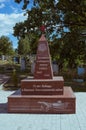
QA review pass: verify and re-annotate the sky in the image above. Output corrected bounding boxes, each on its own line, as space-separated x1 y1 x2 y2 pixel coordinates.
0 0 32 49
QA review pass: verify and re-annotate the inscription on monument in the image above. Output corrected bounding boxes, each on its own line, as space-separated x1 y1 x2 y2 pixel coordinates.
38 43 47 52
21 77 64 95
22 88 62 92
33 84 52 88
34 37 53 79
21 81 63 95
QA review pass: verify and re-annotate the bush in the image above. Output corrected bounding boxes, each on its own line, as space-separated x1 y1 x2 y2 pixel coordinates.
12 69 18 87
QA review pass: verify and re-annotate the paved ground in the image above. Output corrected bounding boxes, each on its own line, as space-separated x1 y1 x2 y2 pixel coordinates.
0 86 86 130
0 75 86 130
0 74 10 84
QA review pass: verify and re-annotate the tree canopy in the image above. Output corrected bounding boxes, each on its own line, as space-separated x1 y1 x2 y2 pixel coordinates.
18 35 31 55
14 0 86 68
0 36 14 55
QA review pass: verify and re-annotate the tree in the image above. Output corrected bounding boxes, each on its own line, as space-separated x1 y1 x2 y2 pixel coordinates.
14 0 86 68
14 0 29 10
56 0 86 67
18 35 30 55
14 0 86 36
14 0 61 39
0 36 14 55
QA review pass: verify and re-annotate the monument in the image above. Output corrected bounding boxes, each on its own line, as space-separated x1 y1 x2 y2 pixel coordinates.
8 34 76 114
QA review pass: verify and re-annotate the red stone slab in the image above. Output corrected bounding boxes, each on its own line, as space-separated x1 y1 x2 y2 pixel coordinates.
34 34 53 79
8 34 76 114
21 76 64 95
8 87 76 114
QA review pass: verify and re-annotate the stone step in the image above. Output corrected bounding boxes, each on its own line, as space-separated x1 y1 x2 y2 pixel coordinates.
8 87 76 114
21 76 64 95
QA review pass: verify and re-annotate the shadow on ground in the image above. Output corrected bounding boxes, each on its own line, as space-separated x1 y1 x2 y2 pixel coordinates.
0 103 8 113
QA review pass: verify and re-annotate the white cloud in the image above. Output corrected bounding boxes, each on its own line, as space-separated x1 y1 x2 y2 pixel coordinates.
0 3 5 8
0 0 6 2
0 13 27 36
10 6 18 13
0 0 10 2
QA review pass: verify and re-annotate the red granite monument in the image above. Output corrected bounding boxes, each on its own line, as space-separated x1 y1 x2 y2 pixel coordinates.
8 34 76 114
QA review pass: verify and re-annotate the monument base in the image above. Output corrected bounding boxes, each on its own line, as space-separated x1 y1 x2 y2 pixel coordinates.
8 87 76 114
21 76 64 95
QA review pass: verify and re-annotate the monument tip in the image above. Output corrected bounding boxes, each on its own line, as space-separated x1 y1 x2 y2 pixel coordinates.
40 25 46 33
39 34 47 41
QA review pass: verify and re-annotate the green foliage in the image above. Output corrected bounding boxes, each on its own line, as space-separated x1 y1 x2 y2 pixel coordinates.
14 0 86 69
18 35 31 55
13 0 60 39
15 0 29 9
13 22 26 39
12 69 18 87
0 36 14 55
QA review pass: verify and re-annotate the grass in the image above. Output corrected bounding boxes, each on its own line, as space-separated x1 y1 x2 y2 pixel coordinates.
59 69 86 92
0 60 31 90
0 60 86 92
64 81 86 92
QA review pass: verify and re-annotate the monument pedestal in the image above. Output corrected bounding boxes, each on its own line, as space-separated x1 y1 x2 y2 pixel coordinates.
21 76 64 95
8 34 76 114
8 87 75 114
